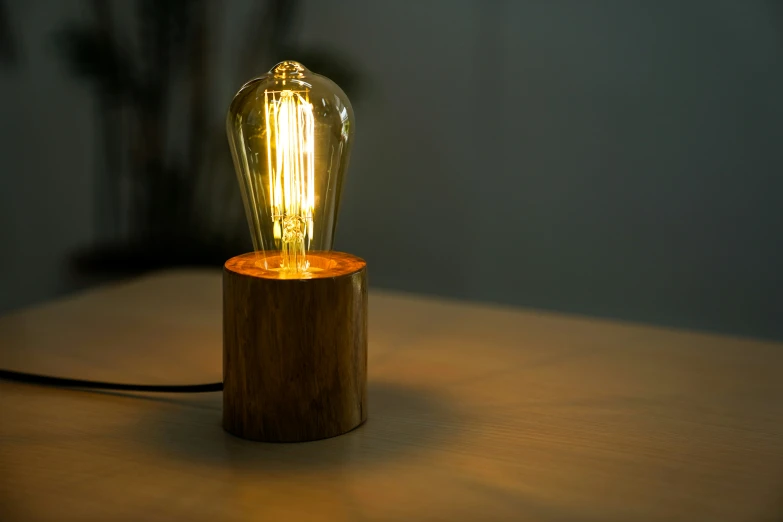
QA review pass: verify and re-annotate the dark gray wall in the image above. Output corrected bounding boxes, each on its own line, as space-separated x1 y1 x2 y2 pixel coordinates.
305 1 783 339
2 1 782 340
0 2 95 313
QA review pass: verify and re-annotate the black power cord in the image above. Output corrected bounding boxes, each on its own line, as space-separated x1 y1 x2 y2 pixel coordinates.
0 368 223 393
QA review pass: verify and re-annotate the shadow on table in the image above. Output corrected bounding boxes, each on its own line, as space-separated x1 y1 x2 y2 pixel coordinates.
132 380 460 471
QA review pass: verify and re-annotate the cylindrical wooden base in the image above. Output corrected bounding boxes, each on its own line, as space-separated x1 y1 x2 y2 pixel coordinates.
222 251 367 442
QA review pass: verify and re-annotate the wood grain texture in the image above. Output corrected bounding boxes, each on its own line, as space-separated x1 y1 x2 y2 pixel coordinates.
223 252 367 442
0 270 782 522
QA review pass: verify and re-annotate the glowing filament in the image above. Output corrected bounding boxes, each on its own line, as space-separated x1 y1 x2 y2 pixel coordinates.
264 89 315 272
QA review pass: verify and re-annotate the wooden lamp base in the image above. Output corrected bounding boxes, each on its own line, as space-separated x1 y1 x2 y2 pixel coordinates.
222 251 367 442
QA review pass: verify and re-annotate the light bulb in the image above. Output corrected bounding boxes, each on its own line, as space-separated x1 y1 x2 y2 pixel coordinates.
227 61 355 277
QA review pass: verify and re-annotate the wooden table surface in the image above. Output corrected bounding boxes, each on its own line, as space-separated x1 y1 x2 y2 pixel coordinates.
1 270 782 522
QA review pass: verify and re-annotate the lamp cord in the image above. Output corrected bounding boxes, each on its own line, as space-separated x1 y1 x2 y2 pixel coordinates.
0 368 223 393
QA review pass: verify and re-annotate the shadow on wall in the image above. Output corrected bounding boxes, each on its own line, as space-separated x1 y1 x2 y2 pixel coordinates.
37 0 361 276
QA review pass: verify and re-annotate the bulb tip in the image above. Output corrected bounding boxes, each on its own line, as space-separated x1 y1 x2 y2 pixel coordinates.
271 61 307 78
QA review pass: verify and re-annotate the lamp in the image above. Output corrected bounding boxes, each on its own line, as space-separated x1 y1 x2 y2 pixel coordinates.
223 61 366 442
